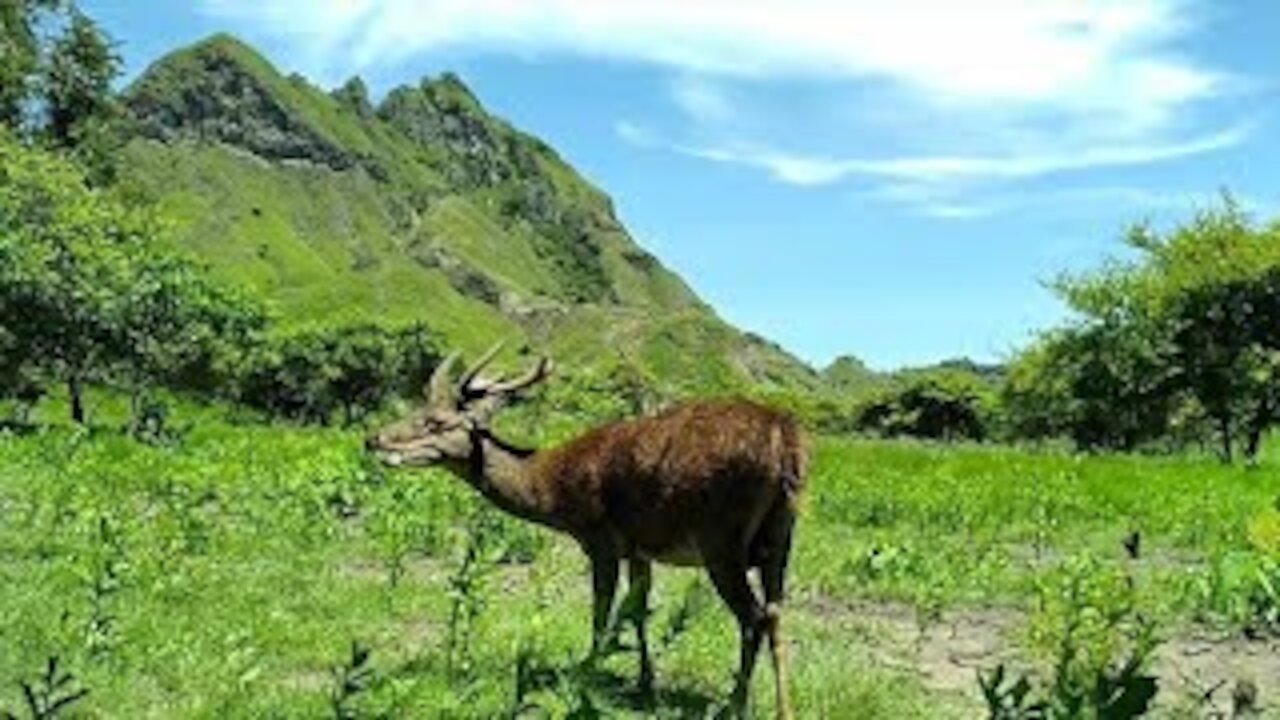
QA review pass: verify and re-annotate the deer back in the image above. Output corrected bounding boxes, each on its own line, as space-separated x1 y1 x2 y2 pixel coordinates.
531 399 807 553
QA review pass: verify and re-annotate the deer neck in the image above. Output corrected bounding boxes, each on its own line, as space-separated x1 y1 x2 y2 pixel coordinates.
451 427 555 528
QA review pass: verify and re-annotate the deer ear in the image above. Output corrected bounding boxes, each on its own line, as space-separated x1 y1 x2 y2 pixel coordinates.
425 352 460 404
463 394 503 427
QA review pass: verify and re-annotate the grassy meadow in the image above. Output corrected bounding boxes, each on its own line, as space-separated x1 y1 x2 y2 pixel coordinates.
2 399 1279 718
6 9 1280 719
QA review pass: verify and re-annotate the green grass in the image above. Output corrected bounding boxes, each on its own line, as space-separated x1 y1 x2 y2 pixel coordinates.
798 439 1280 612
2 401 1279 717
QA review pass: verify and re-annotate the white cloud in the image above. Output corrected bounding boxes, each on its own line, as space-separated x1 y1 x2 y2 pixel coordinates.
669 77 735 125
865 183 1272 222
621 122 1249 187
200 0 1220 111
203 0 1249 218
614 120 658 148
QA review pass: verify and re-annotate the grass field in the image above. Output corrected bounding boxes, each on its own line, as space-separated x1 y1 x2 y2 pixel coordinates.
2 404 1279 718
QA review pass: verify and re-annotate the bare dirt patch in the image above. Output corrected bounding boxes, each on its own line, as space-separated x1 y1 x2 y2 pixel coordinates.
1157 631 1280 716
795 592 1280 716
797 594 1022 697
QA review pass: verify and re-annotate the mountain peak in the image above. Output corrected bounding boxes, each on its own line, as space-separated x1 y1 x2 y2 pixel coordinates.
124 33 369 173
188 32 261 58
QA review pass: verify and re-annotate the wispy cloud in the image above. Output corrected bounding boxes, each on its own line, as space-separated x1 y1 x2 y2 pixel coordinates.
204 0 1251 219
863 183 1273 222
669 76 735 126
619 122 1251 186
201 0 1219 110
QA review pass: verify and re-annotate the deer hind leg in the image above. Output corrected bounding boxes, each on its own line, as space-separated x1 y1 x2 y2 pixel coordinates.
587 545 620 662
704 551 766 718
626 558 655 694
757 504 796 720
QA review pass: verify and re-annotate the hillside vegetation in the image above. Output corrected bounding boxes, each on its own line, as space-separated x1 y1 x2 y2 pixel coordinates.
118 34 818 395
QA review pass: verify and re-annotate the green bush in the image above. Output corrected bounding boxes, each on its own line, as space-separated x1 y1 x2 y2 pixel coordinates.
231 323 441 426
853 369 995 442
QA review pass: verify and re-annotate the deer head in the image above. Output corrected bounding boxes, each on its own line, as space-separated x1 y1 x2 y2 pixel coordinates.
367 342 553 467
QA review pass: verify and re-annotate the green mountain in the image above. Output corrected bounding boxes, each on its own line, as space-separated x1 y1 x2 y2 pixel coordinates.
119 34 818 394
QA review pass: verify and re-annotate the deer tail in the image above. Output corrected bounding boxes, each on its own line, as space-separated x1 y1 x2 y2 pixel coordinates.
778 421 808 512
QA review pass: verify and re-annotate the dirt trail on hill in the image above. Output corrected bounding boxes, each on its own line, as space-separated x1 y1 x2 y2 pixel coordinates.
796 593 1280 717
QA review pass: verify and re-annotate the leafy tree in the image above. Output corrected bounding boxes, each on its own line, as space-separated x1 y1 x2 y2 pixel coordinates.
1012 197 1280 461
41 7 121 182
332 76 374 119
122 252 266 404
1001 335 1076 445
0 0 121 181
0 0 60 128
0 323 43 423
1003 319 1180 452
0 131 135 421
1167 271 1280 462
0 132 257 422
328 325 414 426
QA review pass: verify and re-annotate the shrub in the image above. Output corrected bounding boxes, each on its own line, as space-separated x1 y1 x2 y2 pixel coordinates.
980 556 1159 719
854 369 994 442
231 323 441 426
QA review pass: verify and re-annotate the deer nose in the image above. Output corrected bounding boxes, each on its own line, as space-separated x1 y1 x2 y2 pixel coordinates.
364 433 380 452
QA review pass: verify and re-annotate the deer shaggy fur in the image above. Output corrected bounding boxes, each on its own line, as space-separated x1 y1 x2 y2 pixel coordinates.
531 401 806 564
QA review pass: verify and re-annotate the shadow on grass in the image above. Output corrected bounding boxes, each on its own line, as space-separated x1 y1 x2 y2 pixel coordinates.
514 655 723 718
372 642 724 717
0 419 39 436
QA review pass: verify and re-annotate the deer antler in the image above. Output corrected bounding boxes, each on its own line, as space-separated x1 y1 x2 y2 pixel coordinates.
481 356 554 396
459 342 505 397
426 351 460 406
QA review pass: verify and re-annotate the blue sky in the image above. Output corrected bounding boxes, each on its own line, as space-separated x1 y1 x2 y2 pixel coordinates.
84 1 1279 370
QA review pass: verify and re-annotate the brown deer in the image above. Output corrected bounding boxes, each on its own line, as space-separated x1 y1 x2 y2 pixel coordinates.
367 344 807 718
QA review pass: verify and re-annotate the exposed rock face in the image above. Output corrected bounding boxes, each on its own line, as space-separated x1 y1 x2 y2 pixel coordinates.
126 35 367 175
379 75 615 303
378 73 536 189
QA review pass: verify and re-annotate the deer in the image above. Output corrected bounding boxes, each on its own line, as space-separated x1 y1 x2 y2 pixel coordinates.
366 343 807 719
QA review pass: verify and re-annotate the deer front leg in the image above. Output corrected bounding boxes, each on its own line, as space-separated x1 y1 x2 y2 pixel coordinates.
587 545 620 662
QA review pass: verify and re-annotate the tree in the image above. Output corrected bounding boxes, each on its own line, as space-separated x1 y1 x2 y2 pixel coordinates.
1112 200 1280 462
41 8 121 183
0 132 258 423
1002 322 1179 452
0 1 121 181
231 324 442 426
1011 197 1280 461
0 323 43 423
122 252 266 404
0 0 60 128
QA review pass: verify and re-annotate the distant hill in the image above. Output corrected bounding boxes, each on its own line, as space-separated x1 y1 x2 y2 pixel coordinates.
823 355 879 387
119 34 819 395
820 354 1006 406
